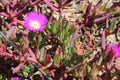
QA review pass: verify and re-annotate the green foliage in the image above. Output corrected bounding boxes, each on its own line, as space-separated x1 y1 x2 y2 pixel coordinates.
46 18 75 63
74 71 80 78
82 51 92 59
99 2 108 11
21 63 34 78
108 20 116 33
86 65 91 73
28 32 36 48
19 38 27 50
38 47 46 62
46 20 60 35
53 55 61 65
60 18 75 61
37 34 42 48
0 74 3 80
1 1 120 79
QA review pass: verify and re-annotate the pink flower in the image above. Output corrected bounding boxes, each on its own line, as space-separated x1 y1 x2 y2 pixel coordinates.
11 77 22 80
106 43 120 58
24 11 47 32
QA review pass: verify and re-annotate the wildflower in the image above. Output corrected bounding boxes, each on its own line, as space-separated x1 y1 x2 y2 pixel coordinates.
24 11 47 32
106 43 120 58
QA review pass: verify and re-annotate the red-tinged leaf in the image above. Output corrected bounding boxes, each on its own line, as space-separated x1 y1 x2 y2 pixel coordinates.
11 5 27 18
0 52 13 58
6 25 16 38
83 3 92 25
27 57 39 64
50 69 56 77
85 3 92 14
13 61 25 73
94 13 112 23
0 44 13 58
0 12 9 17
42 54 52 67
105 30 110 36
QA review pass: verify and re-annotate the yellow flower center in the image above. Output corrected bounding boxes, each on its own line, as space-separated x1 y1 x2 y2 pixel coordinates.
30 21 40 29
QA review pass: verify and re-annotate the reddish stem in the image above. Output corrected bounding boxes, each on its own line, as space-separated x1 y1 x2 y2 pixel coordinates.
0 52 13 59
11 5 28 18
94 13 112 23
28 48 36 60
13 61 25 73
43 0 59 11
29 0 41 5
0 12 9 17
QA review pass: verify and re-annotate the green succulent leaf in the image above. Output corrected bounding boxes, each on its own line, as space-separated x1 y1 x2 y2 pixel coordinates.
22 65 29 78
108 20 116 33
69 27 75 36
38 47 46 62
0 74 3 80
86 65 91 73
22 63 34 78
37 35 42 48
53 55 61 65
